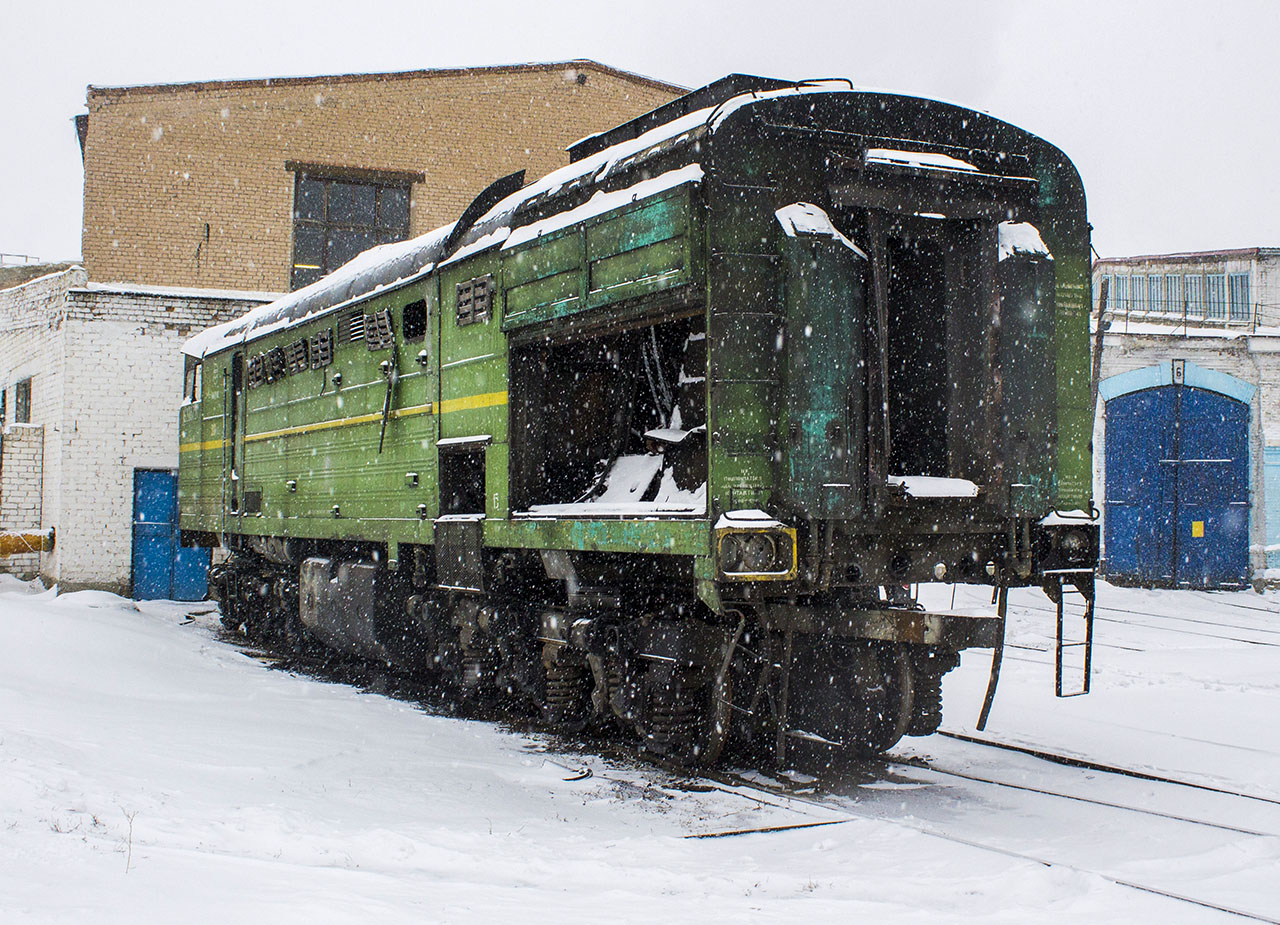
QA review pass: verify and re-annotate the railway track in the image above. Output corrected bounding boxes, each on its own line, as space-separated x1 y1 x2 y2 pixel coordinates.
537 713 1280 921
1012 597 1280 649
936 729 1280 806
691 741 1280 923
227 621 1280 922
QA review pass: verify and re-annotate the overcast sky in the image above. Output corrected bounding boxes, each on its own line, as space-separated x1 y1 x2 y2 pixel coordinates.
3 0 1276 263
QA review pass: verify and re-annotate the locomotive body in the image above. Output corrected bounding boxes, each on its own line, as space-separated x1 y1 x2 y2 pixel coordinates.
180 76 1098 764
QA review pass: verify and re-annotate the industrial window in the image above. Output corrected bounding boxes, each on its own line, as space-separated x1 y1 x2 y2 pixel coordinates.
1130 275 1146 314
1164 274 1182 313
14 377 31 424
1113 274 1129 312
1205 273 1228 320
1184 274 1204 317
290 170 413 291
1228 273 1251 322
1147 275 1162 313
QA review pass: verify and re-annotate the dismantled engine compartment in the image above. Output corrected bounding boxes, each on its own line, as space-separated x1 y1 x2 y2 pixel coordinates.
510 315 708 516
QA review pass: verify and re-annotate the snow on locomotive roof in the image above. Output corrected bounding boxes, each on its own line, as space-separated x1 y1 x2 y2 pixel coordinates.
775 202 867 258
184 80 1025 360
865 148 979 172
183 106 722 359
502 164 704 251
997 221 1054 262
183 222 456 358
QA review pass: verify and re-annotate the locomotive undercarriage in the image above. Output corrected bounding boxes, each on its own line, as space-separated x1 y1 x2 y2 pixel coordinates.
210 534 994 769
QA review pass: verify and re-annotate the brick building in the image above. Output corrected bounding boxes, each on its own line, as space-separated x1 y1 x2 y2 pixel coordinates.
0 266 270 588
1092 248 1280 586
1 60 682 593
79 62 681 293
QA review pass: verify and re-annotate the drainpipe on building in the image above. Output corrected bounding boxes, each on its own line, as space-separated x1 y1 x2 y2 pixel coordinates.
1089 275 1109 427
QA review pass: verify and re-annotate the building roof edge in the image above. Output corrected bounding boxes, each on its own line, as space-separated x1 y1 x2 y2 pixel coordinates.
86 60 686 101
1094 247 1275 265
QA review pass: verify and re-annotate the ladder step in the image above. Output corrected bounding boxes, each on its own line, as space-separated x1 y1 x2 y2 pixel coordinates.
1053 574 1095 700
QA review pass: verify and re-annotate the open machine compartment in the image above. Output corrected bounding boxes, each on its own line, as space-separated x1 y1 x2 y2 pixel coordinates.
880 215 998 488
825 144 1049 511
508 311 708 517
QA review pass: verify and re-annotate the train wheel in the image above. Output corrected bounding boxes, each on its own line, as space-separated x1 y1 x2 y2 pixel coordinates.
847 643 914 756
785 639 915 766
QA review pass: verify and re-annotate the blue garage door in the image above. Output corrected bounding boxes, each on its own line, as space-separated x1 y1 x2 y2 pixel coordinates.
1104 385 1249 588
132 469 209 601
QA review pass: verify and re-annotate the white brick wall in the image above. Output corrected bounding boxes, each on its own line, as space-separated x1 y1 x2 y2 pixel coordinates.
0 424 45 577
0 267 268 592
0 266 77 582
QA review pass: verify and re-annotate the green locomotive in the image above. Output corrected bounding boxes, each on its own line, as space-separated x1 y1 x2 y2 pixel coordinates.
180 75 1098 765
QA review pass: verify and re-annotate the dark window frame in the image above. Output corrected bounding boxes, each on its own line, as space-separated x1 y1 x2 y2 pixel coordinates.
14 377 31 424
403 299 428 341
288 164 420 291
184 360 202 402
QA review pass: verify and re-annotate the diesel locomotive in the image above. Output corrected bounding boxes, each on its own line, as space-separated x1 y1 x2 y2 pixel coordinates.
180 75 1099 765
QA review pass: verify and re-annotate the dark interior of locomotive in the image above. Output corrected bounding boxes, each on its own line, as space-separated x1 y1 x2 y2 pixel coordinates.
828 201 995 490
883 219 994 485
885 235 949 477
509 315 707 510
439 448 486 515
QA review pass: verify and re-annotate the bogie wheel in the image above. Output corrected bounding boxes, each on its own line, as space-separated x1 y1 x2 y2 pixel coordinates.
785 638 915 768
849 643 914 757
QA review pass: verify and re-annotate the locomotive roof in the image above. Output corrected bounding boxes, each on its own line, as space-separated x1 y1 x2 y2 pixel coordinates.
185 80 1068 360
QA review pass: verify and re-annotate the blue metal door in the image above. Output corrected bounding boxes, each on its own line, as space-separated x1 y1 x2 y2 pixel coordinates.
1104 386 1248 587
132 469 209 600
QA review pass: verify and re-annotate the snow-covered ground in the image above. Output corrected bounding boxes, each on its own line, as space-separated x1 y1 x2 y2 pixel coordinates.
2 574 1278 923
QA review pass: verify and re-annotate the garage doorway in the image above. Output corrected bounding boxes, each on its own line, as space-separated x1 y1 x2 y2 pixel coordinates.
1102 365 1250 588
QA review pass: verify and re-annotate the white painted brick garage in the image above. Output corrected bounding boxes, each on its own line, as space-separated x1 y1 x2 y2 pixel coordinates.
0 266 271 592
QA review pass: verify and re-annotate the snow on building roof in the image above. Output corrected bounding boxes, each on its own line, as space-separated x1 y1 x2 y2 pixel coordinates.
1094 247 1279 265
78 281 282 302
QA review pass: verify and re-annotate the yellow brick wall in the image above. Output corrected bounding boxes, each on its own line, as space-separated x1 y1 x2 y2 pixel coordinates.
81 63 681 292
